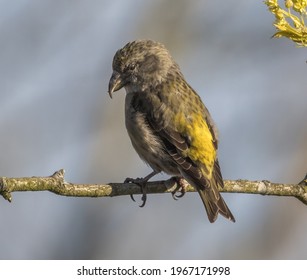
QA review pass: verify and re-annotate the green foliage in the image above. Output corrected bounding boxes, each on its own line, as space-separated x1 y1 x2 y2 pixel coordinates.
265 0 307 46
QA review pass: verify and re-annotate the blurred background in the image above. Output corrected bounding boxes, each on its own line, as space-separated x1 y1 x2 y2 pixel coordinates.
0 0 306 259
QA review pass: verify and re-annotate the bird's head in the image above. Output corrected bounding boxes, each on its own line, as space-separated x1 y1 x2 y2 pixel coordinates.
108 39 177 98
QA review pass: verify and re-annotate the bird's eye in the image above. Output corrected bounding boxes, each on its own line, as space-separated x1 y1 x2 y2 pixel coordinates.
128 63 136 71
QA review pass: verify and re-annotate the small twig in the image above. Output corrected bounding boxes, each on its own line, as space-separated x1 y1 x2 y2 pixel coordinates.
0 169 306 205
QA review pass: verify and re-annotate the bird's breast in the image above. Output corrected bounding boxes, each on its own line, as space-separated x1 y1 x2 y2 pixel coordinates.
124 92 179 175
125 92 164 158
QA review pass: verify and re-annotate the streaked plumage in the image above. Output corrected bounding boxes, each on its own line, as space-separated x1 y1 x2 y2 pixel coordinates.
108 39 235 223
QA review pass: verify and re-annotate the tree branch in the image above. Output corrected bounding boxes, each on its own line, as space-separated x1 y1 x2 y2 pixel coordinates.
0 169 306 205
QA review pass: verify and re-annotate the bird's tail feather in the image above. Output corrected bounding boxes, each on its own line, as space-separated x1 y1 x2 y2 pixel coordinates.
179 157 235 223
197 186 235 223
197 160 235 223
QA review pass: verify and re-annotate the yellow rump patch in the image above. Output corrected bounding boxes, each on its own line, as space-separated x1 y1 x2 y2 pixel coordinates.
174 112 216 177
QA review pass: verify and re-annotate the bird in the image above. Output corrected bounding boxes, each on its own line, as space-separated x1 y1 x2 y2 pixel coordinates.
108 39 235 223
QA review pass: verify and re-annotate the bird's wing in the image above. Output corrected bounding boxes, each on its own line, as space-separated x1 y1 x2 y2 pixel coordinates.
132 89 234 222
139 87 217 185
130 82 218 181
149 97 235 222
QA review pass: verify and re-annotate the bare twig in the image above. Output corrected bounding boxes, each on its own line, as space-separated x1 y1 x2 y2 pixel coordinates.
0 169 306 205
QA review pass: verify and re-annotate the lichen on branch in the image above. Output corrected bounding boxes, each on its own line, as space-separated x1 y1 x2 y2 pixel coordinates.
0 169 306 206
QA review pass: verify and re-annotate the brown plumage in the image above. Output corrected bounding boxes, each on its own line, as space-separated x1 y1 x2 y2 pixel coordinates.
108 39 235 222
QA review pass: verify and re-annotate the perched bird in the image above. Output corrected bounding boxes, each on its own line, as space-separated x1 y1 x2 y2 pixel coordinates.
108 39 235 223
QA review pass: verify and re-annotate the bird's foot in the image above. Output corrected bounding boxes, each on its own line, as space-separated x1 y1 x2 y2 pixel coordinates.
124 170 159 207
171 177 187 200
124 177 148 207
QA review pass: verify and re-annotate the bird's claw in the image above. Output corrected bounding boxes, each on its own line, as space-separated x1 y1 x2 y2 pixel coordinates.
124 177 148 207
140 190 147 208
172 189 185 200
171 177 187 200
130 194 136 202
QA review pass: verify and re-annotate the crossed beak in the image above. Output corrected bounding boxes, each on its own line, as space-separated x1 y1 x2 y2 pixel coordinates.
108 71 124 98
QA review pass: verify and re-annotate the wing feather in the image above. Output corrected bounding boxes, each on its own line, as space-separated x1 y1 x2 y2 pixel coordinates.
130 88 235 222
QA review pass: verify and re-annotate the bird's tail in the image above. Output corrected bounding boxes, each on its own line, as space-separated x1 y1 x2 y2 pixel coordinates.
197 186 235 223
197 160 235 223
